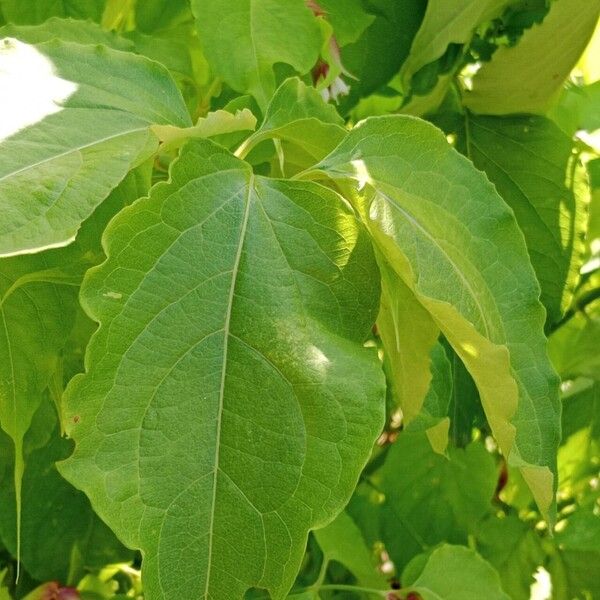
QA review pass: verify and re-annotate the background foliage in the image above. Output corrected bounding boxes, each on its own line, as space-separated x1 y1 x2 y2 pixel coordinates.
0 0 598 599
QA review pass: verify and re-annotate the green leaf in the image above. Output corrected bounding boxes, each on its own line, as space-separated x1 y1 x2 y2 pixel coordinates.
402 544 510 600
193 0 321 108
0 400 132 583
558 380 600 496
0 243 80 570
465 113 588 325
237 78 346 167
0 38 190 257
59 139 385 599
549 312 600 380
0 17 134 49
550 80 600 137
309 115 560 521
548 509 600 600
351 434 497 571
376 258 441 438
476 515 545 600
0 164 149 579
135 0 192 33
406 342 453 454
316 0 374 47
0 0 104 25
0 574 9 600
313 511 387 590
443 340 486 449
465 0 600 115
338 0 425 109
398 0 513 92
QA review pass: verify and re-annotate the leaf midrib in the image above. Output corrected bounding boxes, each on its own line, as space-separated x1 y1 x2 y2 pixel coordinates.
203 173 254 598
0 123 150 184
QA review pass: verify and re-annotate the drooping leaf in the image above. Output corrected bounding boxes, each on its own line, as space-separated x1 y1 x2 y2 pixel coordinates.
59 139 385 599
376 258 441 438
313 511 387 590
193 0 321 108
309 115 561 520
398 0 513 93
402 544 511 600
0 38 190 257
0 165 150 578
476 515 545 600
466 113 588 325
0 245 79 569
0 0 104 25
465 0 600 115
0 400 132 583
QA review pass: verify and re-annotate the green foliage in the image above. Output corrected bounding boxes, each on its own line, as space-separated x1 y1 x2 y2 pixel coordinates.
0 2 598 599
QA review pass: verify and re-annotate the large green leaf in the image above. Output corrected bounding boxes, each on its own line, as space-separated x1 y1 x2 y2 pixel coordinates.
465 0 600 115
59 139 385 599
308 115 560 520
402 544 510 600
0 38 190 257
0 0 104 24
0 400 132 583
466 114 588 325
193 0 321 108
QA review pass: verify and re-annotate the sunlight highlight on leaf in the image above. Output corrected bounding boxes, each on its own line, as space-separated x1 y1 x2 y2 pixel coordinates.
0 38 77 141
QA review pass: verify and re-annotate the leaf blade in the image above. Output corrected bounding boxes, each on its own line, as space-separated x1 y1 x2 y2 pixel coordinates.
59 139 385 599
312 115 560 520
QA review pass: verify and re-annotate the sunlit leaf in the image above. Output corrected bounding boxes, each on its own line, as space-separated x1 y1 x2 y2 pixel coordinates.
0 38 190 257
465 0 600 115
310 115 560 520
